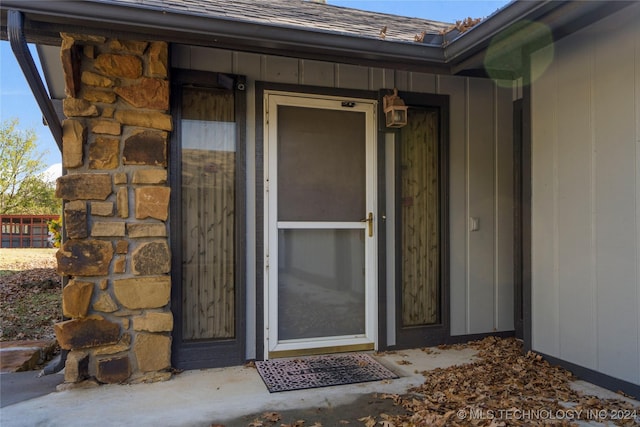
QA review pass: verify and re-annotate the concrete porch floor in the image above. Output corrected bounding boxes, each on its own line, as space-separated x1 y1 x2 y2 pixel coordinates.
0 346 637 427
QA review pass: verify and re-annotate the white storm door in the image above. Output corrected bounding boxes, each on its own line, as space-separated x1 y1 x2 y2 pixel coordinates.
264 92 377 358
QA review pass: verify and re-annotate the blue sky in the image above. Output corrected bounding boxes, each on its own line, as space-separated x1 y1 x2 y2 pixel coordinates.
0 43 61 171
328 0 509 22
0 0 510 171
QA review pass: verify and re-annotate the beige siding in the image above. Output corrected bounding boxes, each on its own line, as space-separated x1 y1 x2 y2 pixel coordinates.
531 3 640 385
532 42 560 357
334 64 369 89
438 75 468 335
436 74 515 336
409 72 437 93
555 34 596 370
263 56 299 83
172 44 515 346
299 60 334 86
467 78 497 334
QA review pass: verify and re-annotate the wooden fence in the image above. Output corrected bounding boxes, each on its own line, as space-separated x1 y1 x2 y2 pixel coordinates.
0 215 59 248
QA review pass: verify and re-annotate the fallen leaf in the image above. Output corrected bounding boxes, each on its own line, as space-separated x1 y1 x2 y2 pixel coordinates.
0 265 62 342
262 412 281 422
357 416 376 427
379 413 395 427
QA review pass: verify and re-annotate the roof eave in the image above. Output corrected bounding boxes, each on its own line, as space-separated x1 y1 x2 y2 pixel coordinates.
0 0 448 72
447 0 636 76
3 0 636 81
444 0 556 63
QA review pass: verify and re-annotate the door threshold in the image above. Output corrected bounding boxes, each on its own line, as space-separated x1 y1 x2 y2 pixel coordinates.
268 343 374 359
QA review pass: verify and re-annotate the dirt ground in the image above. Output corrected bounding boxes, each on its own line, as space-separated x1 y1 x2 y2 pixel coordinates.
221 394 408 427
0 248 61 342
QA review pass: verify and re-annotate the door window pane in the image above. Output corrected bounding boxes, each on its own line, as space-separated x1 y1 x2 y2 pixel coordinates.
277 229 366 340
181 87 236 340
400 108 440 326
277 106 366 222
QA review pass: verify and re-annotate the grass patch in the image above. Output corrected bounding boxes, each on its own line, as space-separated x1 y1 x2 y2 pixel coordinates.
0 270 17 277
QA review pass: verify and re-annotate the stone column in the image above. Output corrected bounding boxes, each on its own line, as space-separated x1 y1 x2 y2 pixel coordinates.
54 34 172 385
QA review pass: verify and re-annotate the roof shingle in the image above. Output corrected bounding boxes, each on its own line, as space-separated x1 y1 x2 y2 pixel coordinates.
97 0 452 44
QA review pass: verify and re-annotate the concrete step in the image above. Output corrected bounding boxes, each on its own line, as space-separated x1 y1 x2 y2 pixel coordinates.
0 340 57 373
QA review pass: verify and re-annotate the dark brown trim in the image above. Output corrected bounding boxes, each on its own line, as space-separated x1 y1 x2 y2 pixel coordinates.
376 128 388 350
513 98 524 340
444 330 515 345
170 68 247 370
255 82 265 361
388 90 450 350
254 82 379 360
521 60 533 354
7 10 62 150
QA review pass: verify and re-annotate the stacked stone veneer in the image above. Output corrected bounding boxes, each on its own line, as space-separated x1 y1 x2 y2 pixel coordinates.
54 33 173 385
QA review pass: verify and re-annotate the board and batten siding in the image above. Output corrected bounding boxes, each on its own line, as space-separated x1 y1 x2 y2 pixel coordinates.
172 46 514 354
531 3 640 385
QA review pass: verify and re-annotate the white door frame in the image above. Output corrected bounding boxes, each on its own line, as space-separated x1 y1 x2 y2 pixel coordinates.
263 91 378 359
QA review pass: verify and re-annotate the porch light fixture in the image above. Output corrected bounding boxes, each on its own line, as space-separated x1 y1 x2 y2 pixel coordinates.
383 88 408 128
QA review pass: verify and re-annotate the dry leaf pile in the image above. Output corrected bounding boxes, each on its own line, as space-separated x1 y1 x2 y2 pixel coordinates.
0 267 62 341
377 337 639 426
438 17 483 36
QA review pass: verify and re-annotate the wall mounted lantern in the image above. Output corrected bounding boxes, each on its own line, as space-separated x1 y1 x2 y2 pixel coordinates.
383 88 408 128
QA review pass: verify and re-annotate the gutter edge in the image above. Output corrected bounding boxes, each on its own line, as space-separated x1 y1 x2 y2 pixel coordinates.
0 0 446 66
444 0 555 62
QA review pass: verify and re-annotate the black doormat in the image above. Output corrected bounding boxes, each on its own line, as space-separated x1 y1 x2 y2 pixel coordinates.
255 353 398 393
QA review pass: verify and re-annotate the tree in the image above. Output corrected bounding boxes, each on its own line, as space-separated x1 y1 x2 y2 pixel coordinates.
0 118 61 215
